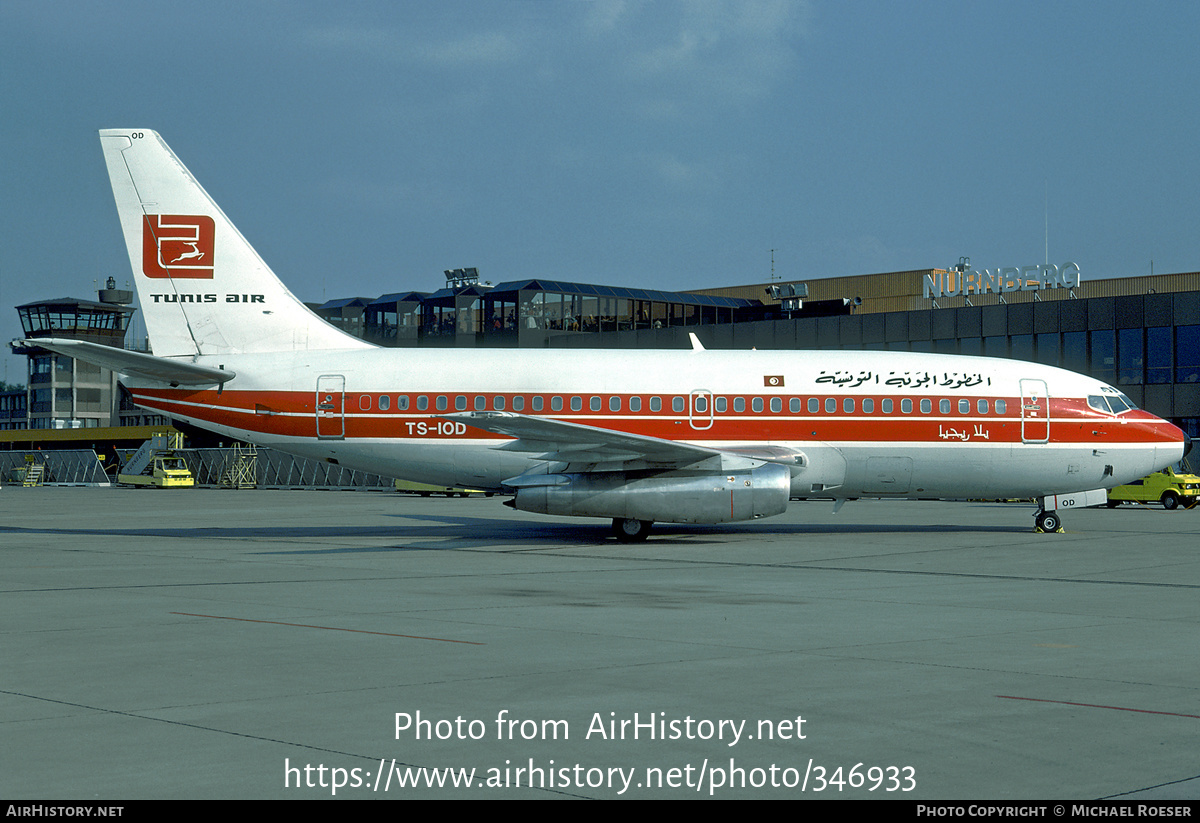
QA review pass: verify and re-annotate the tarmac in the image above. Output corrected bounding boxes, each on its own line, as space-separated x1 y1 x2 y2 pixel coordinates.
2 486 1199 800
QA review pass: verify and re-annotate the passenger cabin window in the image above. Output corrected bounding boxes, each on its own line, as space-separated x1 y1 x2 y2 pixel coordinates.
629 397 641 412
844 398 854 413
995 399 1006 414
398 395 409 410
571 396 582 412
734 398 745 413
436 396 447 411
590 396 601 411
417 395 429 411
512 396 524 411
379 395 390 411
901 399 912 413
494 396 505 411
455 395 467 411
752 398 763 413
770 398 781 413
551 396 563 411
714 397 726 413
808 398 818 413
532 396 543 412
977 399 988 414
825 398 835 413
650 397 661 412
940 399 950 414
609 397 621 412
921 399 932 413
672 397 685 413
474 396 485 411
790 398 801 413
863 398 874 413
882 398 893 413
959 399 969 414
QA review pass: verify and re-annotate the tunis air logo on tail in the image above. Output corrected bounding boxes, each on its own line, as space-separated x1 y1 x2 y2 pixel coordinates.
142 214 215 278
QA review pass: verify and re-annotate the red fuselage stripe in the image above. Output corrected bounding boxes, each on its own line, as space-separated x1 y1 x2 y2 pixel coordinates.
129 389 1180 446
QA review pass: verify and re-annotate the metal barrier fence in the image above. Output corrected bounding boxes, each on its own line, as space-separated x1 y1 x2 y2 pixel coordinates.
176 447 396 490
0 450 111 486
2 446 396 490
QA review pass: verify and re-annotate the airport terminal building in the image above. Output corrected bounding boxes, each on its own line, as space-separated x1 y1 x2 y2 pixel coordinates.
687 264 1200 442
309 263 1200 442
5 263 1200 447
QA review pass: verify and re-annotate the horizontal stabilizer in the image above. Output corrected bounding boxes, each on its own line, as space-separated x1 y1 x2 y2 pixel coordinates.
16 338 235 385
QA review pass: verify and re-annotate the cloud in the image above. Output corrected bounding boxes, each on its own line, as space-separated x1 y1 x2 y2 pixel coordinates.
619 0 811 108
411 30 522 67
642 151 719 189
581 0 634 36
299 3 808 113
302 24 522 68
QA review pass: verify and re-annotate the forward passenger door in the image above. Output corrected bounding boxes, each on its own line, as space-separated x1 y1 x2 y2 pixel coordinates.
1019 378 1050 444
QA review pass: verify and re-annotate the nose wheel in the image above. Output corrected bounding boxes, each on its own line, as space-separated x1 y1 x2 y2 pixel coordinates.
1033 509 1062 533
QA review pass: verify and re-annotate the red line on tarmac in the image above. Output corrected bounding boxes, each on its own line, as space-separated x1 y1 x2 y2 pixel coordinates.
170 612 483 645
998 695 1200 719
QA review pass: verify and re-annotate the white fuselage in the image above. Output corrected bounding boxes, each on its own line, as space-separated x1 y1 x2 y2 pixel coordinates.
123 346 1185 502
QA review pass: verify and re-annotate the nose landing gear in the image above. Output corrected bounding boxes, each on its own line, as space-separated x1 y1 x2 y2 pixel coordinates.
1033 509 1063 533
1033 489 1107 533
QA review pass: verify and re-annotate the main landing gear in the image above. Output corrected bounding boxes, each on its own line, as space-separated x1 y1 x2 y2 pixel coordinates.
612 518 652 543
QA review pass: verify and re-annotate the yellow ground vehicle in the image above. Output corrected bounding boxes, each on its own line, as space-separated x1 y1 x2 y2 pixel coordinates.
119 454 195 488
1106 466 1199 510
117 431 195 488
394 479 492 498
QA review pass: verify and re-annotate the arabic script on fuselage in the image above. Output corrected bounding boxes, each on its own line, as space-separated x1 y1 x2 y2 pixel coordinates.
814 370 992 390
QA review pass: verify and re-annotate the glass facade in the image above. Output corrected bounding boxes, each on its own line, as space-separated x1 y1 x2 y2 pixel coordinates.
1176 325 1200 384
350 279 755 349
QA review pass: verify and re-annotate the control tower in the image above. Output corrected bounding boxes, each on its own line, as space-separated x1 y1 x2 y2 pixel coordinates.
12 278 137 429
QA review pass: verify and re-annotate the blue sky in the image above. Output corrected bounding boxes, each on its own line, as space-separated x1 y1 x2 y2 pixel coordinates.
2 1 1198 382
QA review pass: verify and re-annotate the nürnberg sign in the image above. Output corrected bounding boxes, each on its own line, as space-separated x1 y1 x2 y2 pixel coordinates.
923 263 1081 299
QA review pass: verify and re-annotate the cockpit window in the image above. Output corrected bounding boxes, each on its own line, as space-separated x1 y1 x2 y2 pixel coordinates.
1111 392 1137 412
1089 392 1138 414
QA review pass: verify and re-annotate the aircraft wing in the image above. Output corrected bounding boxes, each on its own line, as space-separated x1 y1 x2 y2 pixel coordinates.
14 337 235 385
441 411 719 467
441 411 805 480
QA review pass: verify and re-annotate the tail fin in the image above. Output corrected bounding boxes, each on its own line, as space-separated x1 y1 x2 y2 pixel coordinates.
99 130 372 357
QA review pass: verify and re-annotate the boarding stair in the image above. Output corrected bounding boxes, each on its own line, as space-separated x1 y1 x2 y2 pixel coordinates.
219 443 258 489
22 460 45 487
117 431 194 488
121 431 181 478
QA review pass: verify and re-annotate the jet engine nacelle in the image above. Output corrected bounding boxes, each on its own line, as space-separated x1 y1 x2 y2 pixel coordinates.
510 463 792 524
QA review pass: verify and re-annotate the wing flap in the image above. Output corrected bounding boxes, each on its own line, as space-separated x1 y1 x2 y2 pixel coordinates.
441 411 718 468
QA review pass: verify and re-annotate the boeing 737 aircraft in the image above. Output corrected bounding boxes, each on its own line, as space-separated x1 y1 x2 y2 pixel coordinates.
22 130 1191 540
